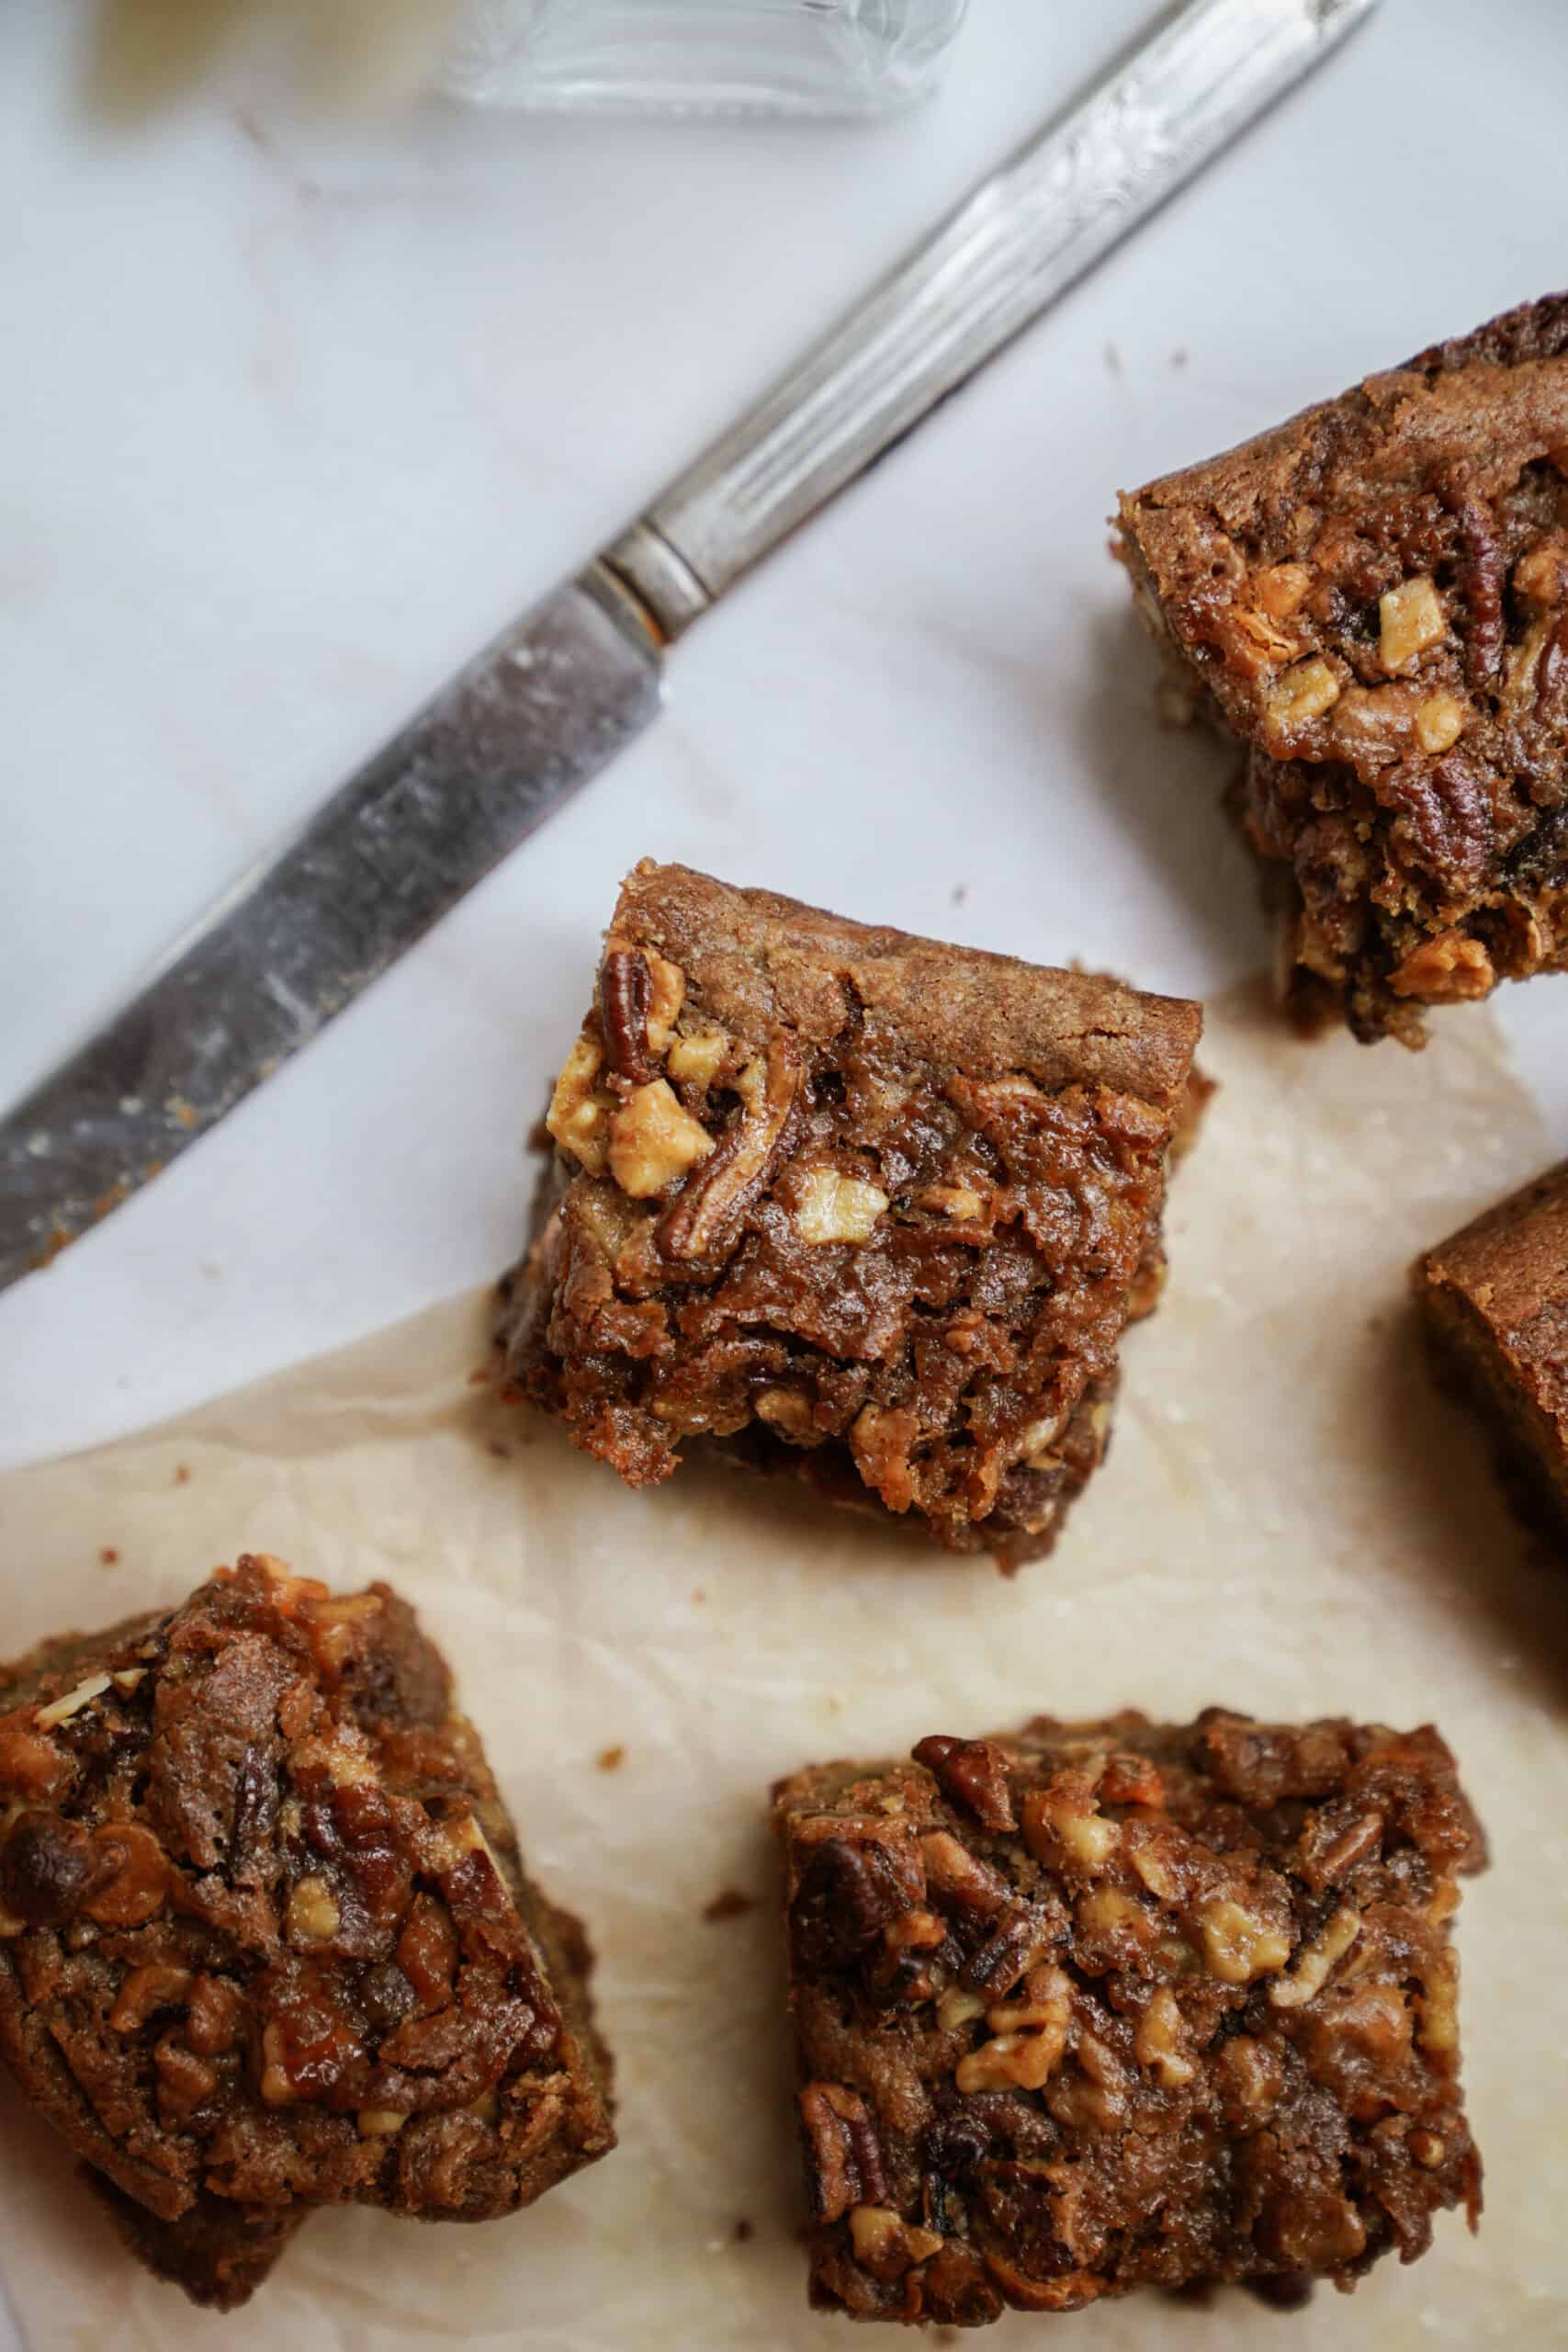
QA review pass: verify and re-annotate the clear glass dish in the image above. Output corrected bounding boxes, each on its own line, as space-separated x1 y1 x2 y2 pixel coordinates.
444 0 971 118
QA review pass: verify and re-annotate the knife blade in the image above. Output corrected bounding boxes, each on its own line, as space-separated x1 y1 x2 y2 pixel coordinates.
0 0 1377 1295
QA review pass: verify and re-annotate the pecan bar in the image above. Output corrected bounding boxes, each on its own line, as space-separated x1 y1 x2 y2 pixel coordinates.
1415 1158 1568 1543
0 1555 615 2306
773 1712 1483 2324
497 861 1202 1567
1117 292 1568 1045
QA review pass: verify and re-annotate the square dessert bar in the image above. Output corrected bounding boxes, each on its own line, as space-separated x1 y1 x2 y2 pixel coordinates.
1416 1158 1568 1543
0 1555 615 2307
497 862 1202 1567
773 1712 1483 2325
1118 292 1568 1045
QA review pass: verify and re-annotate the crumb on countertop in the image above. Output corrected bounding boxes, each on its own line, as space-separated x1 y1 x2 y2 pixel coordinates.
702 1888 757 1925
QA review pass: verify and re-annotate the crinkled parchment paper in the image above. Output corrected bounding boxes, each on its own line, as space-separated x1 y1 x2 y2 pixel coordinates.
2 986 1566 2352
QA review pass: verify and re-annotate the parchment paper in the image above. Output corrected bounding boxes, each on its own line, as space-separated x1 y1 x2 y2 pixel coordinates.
2 983 1566 2351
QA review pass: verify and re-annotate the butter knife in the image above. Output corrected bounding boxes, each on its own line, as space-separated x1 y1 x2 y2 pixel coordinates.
0 0 1377 1295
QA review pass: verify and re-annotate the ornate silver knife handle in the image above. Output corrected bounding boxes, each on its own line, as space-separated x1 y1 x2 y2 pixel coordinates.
604 0 1377 639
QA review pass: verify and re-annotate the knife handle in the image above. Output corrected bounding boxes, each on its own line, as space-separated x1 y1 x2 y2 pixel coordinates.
600 0 1377 641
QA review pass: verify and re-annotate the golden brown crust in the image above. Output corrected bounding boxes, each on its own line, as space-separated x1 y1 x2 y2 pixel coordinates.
614 863 1202 1110
1415 1159 1568 1538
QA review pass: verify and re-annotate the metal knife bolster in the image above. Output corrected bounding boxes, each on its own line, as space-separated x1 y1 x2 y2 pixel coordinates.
0 572 661 1291
602 0 1376 643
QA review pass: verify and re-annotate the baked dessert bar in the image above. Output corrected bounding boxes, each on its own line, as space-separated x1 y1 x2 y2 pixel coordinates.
497 862 1202 1568
1415 1158 1568 1543
1118 292 1568 1044
773 1710 1483 2324
0 1555 615 2305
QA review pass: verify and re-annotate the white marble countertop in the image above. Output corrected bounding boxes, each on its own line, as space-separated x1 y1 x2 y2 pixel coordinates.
0 3 1566 2340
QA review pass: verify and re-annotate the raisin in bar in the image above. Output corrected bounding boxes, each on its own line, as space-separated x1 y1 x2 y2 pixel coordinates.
497 861 1202 1568
1117 292 1568 1046
773 1711 1483 2324
1415 1158 1568 1544
0 1555 615 2307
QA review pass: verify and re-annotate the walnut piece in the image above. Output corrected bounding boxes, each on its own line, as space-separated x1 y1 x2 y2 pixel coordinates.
665 1025 728 1087
1263 656 1340 746
1193 1895 1291 1984
607 1080 715 1198
1021 1780 1118 1872
1388 929 1495 1002
287 1874 343 1945
850 2204 943 2272
793 1169 890 1246
1134 1986 1195 2086
955 1964 1071 2093
1269 1902 1361 2009
1256 561 1313 619
1414 692 1466 754
1379 575 1447 673
756 1387 814 1442
1512 534 1568 609
546 1035 614 1175
108 1963 195 2034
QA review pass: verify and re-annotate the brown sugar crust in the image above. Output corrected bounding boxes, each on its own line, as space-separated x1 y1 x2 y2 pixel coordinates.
1414 1159 1568 1540
497 863 1202 1566
773 1712 1483 2325
1118 293 1568 1045
0 1555 615 2292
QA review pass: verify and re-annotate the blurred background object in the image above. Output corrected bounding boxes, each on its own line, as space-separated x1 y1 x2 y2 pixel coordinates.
88 0 465 110
443 0 971 116
88 0 970 117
